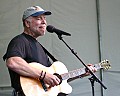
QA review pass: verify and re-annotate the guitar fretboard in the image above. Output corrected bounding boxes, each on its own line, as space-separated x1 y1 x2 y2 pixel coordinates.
61 63 103 80
61 68 86 80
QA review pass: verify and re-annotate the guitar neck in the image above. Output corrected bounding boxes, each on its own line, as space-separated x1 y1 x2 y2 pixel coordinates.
61 63 102 81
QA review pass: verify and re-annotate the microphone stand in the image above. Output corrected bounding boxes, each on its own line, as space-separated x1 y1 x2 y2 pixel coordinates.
57 34 107 96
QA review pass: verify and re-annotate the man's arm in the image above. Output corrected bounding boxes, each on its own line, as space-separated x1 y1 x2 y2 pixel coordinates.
6 56 60 87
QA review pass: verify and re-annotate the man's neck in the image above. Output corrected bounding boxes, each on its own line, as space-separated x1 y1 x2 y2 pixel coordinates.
23 29 37 39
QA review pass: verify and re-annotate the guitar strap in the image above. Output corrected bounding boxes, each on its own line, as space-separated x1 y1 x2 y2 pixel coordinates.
39 44 58 62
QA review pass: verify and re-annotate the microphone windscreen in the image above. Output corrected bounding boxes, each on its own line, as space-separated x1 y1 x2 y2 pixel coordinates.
46 25 55 33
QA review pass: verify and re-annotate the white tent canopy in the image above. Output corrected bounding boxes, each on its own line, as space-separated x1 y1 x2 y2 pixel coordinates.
0 0 120 96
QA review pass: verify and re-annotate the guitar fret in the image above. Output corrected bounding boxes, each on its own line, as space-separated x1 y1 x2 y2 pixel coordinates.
78 68 86 75
69 70 79 78
61 73 69 80
61 68 86 80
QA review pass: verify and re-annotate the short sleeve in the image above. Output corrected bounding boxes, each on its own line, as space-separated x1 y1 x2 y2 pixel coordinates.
3 36 26 60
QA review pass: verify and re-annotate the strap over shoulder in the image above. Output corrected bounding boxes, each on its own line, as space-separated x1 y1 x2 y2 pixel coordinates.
40 44 58 62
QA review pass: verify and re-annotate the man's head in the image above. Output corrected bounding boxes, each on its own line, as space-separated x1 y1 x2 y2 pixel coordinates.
22 6 51 38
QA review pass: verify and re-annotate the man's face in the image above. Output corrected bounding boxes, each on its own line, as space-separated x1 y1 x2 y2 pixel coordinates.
27 14 47 37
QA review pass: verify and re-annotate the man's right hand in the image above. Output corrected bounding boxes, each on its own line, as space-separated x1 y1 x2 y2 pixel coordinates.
43 72 61 87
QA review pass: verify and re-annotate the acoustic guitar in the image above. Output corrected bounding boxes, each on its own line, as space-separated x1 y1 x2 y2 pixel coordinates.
20 60 111 96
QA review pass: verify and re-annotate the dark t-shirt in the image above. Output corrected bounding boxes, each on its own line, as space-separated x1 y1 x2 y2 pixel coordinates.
3 33 51 91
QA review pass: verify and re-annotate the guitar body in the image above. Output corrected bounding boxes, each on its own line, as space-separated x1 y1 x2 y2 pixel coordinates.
20 61 72 96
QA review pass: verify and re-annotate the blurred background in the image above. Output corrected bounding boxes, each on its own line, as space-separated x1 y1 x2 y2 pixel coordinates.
0 0 120 96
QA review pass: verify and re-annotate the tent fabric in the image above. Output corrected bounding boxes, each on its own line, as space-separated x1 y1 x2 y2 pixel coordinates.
0 0 120 96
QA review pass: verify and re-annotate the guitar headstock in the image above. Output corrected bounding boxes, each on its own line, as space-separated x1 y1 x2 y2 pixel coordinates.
100 59 111 70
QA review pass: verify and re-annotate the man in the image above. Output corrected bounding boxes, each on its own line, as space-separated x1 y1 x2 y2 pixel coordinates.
3 6 96 96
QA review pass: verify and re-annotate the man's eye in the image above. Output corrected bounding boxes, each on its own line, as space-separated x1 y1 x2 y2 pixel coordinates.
36 18 41 20
44 17 46 20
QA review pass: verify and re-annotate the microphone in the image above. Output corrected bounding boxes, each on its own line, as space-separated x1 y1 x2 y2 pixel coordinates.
46 25 71 36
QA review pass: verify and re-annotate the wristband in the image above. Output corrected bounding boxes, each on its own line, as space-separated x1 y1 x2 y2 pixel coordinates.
39 70 43 80
41 72 46 80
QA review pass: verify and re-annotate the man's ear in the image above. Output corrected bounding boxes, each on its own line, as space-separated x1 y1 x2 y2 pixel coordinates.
24 20 30 28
